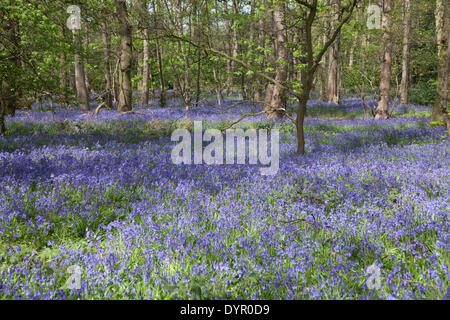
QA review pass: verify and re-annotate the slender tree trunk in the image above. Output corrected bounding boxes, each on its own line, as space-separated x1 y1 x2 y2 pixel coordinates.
151 0 165 107
432 0 449 122
400 0 411 106
59 51 67 106
254 10 265 102
264 2 288 118
319 28 328 101
195 47 201 106
263 7 277 115
59 23 67 106
297 68 315 154
156 42 165 107
348 43 354 68
194 5 202 107
137 50 143 91
296 2 316 154
231 0 240 97
440 19 450 138
83 23 90 94
375 0 392 119
112 53 120 103
171 0 191 109
115 0 133 112
72 29 89 111
140 34 150 106
101 20 113 109
248 0 256 99
138 0 150 108
0 99 5 135
212 67 223 105
326 0 340 105
224 1 233 95
0 15 21 134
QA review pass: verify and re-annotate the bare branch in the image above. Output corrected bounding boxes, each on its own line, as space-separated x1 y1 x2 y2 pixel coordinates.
294 0 314 10
163 34 301 100
313 0 359 73
219 111 266 133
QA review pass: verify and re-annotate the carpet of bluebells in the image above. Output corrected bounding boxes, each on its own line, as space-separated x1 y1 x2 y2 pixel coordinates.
0 97 449 299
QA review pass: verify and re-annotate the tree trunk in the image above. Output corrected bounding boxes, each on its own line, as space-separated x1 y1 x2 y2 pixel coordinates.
101 20 113 109
112 52 120 103
431 0 449 122
348 43 354 68
172 0 191 110
319 31 328 101
213 67 223 105
0 99 5 135
224 1 233 95
72 29 89 111
59 51 67 106
194 4 202 107
400 0 411 106
375 0 392 120
83 23 90 94
440 19 450 138
141 33 150 106
138 0 150 107
151 0 165 107
326 0 340 105
230 0 240 96
297 68 314 154
0 15 21 134
264 7 276 110
195 47 201 106
115 0 133 112
264 3 287 118
254 10 265 102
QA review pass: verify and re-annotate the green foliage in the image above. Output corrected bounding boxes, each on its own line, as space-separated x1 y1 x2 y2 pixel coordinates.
408 81 437 106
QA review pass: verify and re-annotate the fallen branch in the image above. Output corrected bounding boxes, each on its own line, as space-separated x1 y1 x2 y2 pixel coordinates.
118 110 153 115
198 98 296 125
198 98 259 111
219 111 266 133
93 102 106 116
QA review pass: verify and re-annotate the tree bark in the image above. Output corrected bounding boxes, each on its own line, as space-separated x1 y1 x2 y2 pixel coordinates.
72 29 89 111
297 68 314 154
254 9 265 102
375 0 392 119
83 23 90 94
151 0 165 107
264 2 288 118
230 0 240 96
0 14 21 134
348 43 354 68
101 20 113 109
171 0 192 109
431 0 449 122
59 50 67 106
141 32 150 106
319 21 328 101
440 19 450 138
326 0 340 105
224 1 233 95
400 0 411 106
115 0 133 112
138 1 150 106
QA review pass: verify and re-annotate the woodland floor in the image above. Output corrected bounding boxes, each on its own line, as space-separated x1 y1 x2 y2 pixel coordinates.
0 97 448 299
